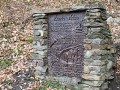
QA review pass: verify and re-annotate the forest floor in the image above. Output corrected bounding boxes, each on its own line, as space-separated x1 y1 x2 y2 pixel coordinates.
0 0 120 90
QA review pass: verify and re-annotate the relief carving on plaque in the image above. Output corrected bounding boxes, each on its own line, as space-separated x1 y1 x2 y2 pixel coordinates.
48 12 85 77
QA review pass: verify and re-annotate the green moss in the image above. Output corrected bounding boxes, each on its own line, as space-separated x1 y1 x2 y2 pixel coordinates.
5 79 11 85
26 37 33 43
17 46 23 55
0 59 11 69
33 80 65 90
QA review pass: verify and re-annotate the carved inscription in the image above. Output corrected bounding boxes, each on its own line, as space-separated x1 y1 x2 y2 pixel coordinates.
48 12 85 77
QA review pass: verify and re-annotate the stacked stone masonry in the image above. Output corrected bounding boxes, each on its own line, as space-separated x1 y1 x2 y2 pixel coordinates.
32 2 115 90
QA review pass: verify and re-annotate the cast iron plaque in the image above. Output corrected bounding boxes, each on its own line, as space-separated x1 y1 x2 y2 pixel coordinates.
48 12 85 77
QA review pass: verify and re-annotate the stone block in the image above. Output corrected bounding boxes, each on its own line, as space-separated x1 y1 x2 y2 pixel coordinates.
33 59 47 67
84 60 107 66
34 30 41 36
84 44 92 50
84 44 110 50
84 56 102 60
82 74 106 81
87 33 106 39
34 19 47 25
71 77 81 85
83 66 90 74
35 66 48 74
78 84 101 90
32 53 47 59
85 22 105 27
33 41 47 50
36 50 47 56
107 60 113 70
110 47 116 53
87 12 101 17
82 80 104 86
88 65 107 75
84 38 106 45
84 39 92 44
34 36 47 45
85 3 106 10
100 82 108 90
90 27 103 33
86 9 102 13
91 38 102 44
38 30 48 38
33 41 37 45
70 6 86 11
82 87 100 90
55 76 72 85
84 49 111 59
33 24 48 30
40 39 47 45
32 13 47 19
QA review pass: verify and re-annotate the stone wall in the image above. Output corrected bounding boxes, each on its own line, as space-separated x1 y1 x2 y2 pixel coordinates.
32 3 115 90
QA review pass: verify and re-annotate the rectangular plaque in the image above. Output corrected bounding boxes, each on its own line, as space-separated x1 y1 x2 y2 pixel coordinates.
48 12 85 77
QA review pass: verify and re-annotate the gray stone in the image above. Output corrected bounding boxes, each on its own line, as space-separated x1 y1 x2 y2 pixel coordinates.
90 28 102 33
92 38 102 44
55 76 72 85
85 22 105 27
114 17 120 24
110 47 116 53
85 3 106 10
106 70 114 80
87 33 106 39
84 44 92 50
39 75 46 80
84 49 109 59
84 55 102 60
54 76 81 85
86 9 102 13
34 30 40 36
107 16 114 24
83 66 90 74
40 39 47 45
107 60 113 70
35 70 46 76
32 53 46 59
76 84 101 90
82 80 104 86
71 77 81 85
32 41 37 45
33 60 45 67
87 12 101 17
33 24 48 30
36 50 47 56
84 16 101 20
34 19 47 25
33 41 47 50
32 13 47 18
35 66 48 73
101 82 108 90
37 45 47 51
84 39 92 44
69 6 86 11
33 41 41 47
88 65 106 74
82 74 106 80
38 30 48 38
84 60 107 66
84 38 106 45
83 87 100 90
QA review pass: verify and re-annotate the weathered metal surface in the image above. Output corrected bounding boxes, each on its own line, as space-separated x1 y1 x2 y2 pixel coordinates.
48 12 85 77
